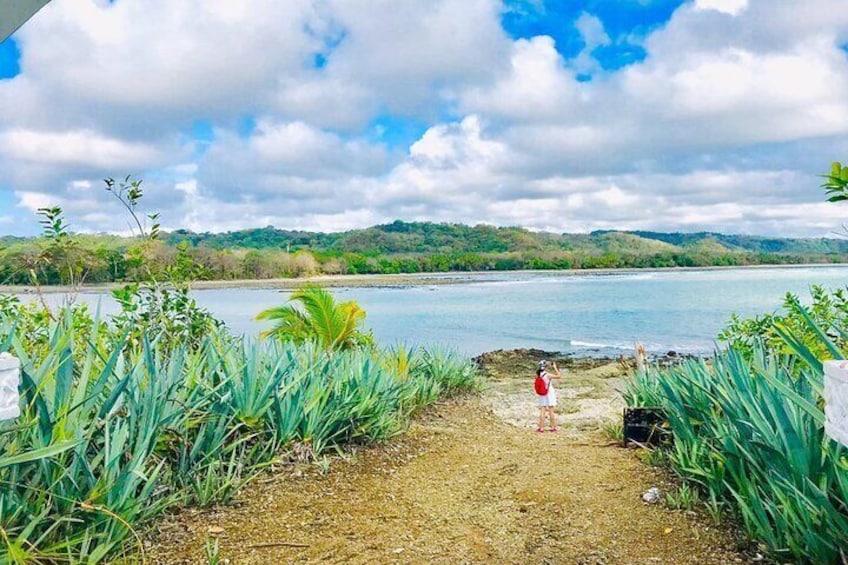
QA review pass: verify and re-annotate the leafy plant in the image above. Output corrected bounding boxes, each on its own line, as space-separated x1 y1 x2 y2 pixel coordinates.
822 161 848 203
717 285 848 363
625 306 848 563
256 285 374 351
205 537 221 565
665 482 700 511
0 174 482 562
600 419 624 443
104 175 160 240
110 283 223 352
35 205 86 288
0 308 478 562
636 446 668 467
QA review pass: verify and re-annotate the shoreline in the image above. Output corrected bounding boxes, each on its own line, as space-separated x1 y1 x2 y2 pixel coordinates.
475 346 706 367
1 262 845 295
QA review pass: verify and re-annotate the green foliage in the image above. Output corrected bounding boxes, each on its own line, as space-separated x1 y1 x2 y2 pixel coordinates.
256 286 374 351
624 306 848 563
622 163 848 562
0 309 478 562
0 174 482 562
110 283 223 352
97 176 222 351
28 206 91 288
205 537 221 565
104 175 160 240
0 296 107 358
5 221 848 287
718 285 848 362
600 419 624 442
822 161 848 203
665 482 701 511
636 446 668 467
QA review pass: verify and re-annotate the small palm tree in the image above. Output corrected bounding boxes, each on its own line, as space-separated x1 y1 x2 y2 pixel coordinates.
256 286 373 351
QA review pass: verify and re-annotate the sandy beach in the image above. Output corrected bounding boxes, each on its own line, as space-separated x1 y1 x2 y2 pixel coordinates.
1 263 842 295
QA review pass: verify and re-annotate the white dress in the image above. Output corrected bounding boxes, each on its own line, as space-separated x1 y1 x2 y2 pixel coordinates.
538 372 557 407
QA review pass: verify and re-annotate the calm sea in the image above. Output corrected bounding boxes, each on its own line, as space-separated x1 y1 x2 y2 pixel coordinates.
21 266 848 357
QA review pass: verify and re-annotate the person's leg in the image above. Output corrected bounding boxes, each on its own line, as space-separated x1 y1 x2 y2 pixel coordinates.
549 407 558 431
537 407 546 431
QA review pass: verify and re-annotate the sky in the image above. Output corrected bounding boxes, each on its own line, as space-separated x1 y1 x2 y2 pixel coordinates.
1 0 848 237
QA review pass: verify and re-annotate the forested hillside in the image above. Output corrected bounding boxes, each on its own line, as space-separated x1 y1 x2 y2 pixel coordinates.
165 221 848 255
2 220 846 285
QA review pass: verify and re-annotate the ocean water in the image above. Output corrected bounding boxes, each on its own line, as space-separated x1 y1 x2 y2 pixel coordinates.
22 266 848 357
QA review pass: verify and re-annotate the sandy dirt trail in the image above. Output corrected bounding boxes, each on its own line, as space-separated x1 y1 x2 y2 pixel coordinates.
144 353 751 565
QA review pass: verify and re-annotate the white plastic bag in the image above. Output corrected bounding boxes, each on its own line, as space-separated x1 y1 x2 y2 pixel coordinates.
0 353 20 421
823 360 848 447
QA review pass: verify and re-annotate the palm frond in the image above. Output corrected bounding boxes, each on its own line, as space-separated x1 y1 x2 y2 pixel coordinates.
256 286 369 351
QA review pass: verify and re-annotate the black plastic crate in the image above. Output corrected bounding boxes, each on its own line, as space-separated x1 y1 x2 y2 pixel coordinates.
623 407 670 447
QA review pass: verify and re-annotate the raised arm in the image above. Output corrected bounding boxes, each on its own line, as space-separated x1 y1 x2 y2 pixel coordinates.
549 362 563 379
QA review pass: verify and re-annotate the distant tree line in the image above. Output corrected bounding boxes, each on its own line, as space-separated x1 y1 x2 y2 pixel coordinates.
2 221 847 285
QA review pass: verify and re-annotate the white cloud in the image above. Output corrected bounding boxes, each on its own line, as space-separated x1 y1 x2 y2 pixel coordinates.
381 116 512 207
249 121 387 176
314 0 511 118
2 0 320 135
460 36 581 122
195 119 389 210
572 12 611 75
1 0 509 135
0 129 161 168
16 190 64 213
694 0 749 16
1 0 848 237
622 37 848 145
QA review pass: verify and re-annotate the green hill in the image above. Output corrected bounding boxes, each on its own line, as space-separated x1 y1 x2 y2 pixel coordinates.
628 230 848 255
682 237 733 255
2 221 846 285
165 223 848 256
593 232 680 255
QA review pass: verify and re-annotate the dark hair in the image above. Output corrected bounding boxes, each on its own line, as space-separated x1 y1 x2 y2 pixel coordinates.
536 367 542 377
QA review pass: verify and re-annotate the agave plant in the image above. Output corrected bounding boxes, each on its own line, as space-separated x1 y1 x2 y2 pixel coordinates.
0 303 478 563
625 300 848 564
256 286 373 351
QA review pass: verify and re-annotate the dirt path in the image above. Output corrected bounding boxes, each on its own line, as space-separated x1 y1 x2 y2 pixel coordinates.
144 352 750 564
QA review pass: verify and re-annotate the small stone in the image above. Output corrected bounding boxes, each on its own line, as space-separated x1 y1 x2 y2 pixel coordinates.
642 487 661 504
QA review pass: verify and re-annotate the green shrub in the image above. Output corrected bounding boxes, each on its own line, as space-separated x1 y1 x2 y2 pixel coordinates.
625 310 848 563
717 285 848 363
256 285 374 351
0 309 478 563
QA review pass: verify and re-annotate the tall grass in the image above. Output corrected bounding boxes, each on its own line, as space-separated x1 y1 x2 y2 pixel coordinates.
624 314 848 563
0 316 478 563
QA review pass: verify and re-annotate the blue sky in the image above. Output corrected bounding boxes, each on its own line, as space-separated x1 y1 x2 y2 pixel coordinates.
0 39 20 79
502 0 683 70
1 0 848 237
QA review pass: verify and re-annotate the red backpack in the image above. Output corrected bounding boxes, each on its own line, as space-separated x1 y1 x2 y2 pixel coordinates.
534 374 549 396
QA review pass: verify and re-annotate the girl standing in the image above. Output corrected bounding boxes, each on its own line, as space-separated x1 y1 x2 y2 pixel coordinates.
536 359 562 433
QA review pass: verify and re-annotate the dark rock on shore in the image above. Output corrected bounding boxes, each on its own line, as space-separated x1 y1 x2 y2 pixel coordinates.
473 348 617 381
473 347 703 380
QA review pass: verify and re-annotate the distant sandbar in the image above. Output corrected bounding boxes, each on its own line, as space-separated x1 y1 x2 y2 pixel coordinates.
1 263 844 295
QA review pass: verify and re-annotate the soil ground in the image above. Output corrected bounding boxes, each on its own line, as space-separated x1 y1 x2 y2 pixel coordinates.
140 350 754 565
